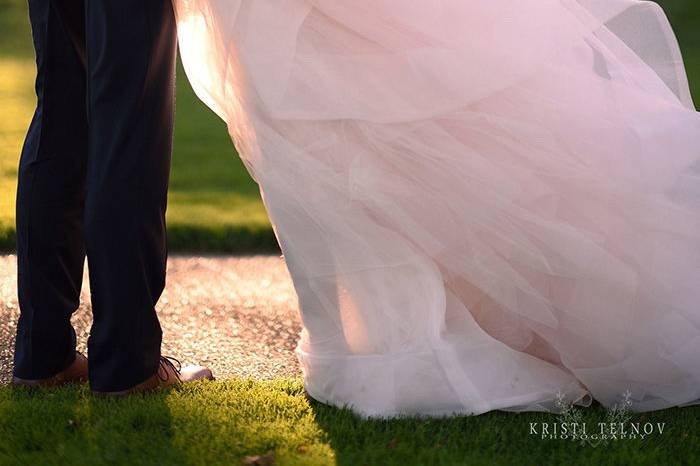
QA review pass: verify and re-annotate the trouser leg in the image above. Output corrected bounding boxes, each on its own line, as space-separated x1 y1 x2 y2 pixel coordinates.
14 0 88 380
83 0 177 392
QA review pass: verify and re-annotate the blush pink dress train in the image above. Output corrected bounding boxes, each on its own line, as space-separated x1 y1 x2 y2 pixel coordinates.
174 0 700 417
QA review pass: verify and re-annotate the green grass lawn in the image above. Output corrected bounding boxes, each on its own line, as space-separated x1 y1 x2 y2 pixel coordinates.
0 1 699 253
1 379 699 466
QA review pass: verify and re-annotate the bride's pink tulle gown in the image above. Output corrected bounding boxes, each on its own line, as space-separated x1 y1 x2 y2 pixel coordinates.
173 0 700 417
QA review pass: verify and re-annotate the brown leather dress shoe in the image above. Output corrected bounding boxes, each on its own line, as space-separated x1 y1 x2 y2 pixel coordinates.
94 356 214 397
12 352 88 388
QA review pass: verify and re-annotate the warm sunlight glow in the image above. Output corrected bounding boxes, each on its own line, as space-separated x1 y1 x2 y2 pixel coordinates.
0 58 35 225
176 12 226 120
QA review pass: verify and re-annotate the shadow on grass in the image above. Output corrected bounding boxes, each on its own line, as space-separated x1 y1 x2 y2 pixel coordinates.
0 224 279 255
166 224 279 255
309 396 698 466
0 384 183 465
1 379 699 465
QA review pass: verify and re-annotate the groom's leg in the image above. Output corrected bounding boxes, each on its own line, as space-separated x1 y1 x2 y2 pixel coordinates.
83 0 177 392
14 0 88 380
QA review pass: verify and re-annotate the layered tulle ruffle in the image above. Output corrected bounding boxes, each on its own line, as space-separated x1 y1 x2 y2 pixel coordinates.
174 0 700 416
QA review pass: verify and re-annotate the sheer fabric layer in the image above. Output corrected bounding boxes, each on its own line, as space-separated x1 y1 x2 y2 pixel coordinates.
174 0 700 417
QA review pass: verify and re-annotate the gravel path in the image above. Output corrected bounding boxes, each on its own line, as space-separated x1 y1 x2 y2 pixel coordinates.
0 255 303 385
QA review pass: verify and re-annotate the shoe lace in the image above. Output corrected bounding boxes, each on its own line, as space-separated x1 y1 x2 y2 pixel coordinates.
158 356 182 383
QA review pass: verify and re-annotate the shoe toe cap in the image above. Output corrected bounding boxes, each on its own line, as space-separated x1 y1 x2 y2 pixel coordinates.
180 365 214 382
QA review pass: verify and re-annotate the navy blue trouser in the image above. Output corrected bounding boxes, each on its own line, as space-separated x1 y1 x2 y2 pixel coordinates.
14 0 177 391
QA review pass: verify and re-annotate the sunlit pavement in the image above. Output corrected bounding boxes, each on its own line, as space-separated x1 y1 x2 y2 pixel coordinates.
0 255 303 384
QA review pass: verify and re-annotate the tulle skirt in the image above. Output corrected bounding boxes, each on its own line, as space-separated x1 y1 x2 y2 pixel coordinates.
173 0 700 417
